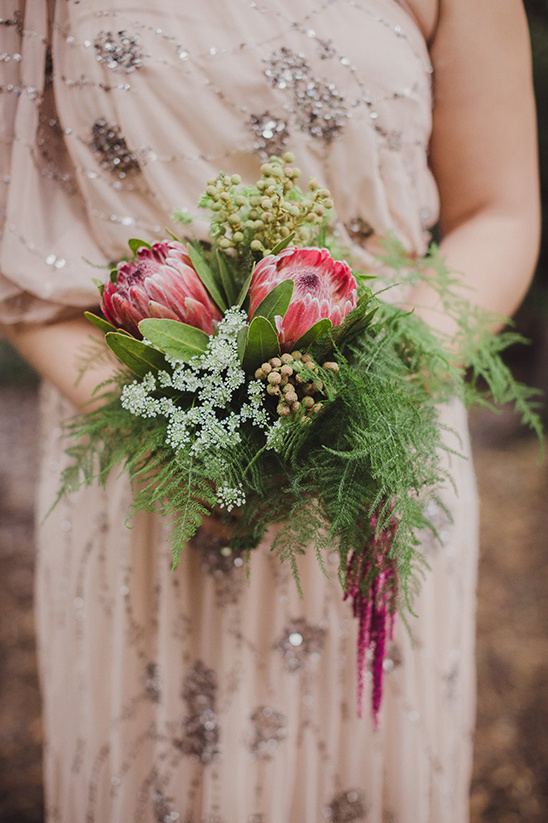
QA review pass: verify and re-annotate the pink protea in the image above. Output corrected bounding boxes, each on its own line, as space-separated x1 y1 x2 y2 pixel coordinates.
102 240 222 337
248 246 357 351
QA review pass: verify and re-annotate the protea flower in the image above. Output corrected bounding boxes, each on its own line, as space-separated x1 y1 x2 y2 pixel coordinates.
248 246 357 350
102 240 222 337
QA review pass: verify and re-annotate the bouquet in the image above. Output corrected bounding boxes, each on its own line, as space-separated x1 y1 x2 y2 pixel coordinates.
60 154 542 722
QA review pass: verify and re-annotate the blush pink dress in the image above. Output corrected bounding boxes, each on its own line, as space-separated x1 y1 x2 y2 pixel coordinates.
0 1 478 821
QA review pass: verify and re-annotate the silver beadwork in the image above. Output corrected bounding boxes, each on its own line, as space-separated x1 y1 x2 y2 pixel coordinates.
176 661 220 764
248 111 290 159
264 48 348 143
248 706 288 759
275 618 327 672
345 216 375 244
325 789 367 822
94 30 144 73
89 119 140 178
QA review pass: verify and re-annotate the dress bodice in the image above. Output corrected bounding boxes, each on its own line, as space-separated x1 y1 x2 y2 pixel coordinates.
0 0 438 322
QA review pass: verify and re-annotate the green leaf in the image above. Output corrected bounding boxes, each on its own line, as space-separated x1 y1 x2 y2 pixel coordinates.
128 238 151 254
236 263 255 308
105 333 170 377
293 318 333 351
251 279 294 326
138 318 209 362
270 231 296 256
242 316 280 373
236 325 248 364
172 207 194 225
187 243 228 312
84 311 116 335
109 268 119 284
330 297 379 351
357 289 373 307
165 228 183 242
216 249 239 306
92 278 105 299
316 225 327 248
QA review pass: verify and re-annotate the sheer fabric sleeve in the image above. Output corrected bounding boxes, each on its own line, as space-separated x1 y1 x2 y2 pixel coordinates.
0 0 101 325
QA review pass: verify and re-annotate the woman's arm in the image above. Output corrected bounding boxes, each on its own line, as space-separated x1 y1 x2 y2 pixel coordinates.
410 0 540 333
2 318 117 410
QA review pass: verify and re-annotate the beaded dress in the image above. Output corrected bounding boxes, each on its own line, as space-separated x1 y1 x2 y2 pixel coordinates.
0 2 478 821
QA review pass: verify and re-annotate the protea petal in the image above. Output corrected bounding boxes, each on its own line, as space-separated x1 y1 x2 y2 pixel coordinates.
128 284 151 316
181 296 210 327
280 298 323 346
329 305 343 328
147 301 180 321
110 293 142 336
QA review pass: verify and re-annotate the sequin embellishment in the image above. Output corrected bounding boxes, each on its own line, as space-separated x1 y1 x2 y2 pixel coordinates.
325 789 367 821
89 119 140 178
189 529 245 579
94 31 144 73
345 217 375 244
264 48 347 142
248 111 290 160
154 791 180 823
0 11 23 35
143 662 162 703
275 618 327 672
176 661 220 764
248 706 288 759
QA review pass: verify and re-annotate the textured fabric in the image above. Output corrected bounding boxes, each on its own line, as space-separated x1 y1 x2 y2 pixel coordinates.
2 2 477 821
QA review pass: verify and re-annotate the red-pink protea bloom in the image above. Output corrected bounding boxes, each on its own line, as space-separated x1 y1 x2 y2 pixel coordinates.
248 246 357 351
102 240 222 337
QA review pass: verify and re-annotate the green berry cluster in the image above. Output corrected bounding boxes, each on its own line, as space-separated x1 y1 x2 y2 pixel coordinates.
254 351 339 419
202 153 334 257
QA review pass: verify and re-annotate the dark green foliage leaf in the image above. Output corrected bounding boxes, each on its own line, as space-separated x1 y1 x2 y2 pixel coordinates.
242 316 280 372
216 248 239 306
319 291 379 355
237 325 248 364
109 268 119 284
128 238 151 254
236 263 255 308
187 242 228 312
84 311 116 335
270 231 296 255
251 279 294 325
139 318 209 362
105 332 170 377
165 228 181 241
92 277 106 299
293 318 332 351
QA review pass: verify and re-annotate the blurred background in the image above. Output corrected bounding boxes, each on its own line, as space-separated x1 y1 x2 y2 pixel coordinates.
1 4 547 821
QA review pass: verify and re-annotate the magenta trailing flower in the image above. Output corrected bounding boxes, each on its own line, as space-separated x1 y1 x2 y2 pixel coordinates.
344 511 399 725
102 240 222 337
248 246 357 350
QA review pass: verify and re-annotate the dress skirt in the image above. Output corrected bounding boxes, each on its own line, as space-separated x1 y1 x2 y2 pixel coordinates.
35 381 478 823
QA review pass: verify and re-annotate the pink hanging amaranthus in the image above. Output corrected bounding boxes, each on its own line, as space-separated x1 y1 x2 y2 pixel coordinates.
344 509 399 726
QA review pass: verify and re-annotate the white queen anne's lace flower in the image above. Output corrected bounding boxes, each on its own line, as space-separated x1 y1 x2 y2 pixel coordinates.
120 308 279 481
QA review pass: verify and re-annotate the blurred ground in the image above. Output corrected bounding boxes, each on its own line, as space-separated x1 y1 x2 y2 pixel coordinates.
0 381 547 823
0 384 43 823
